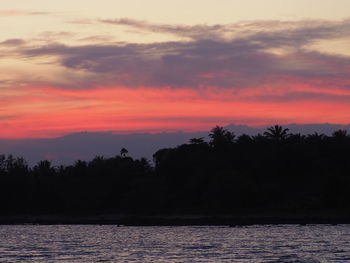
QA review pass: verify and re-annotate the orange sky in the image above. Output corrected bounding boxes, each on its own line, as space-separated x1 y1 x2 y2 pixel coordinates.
1 2 350 138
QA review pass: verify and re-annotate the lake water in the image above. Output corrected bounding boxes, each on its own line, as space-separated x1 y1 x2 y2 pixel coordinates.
0 225 349 262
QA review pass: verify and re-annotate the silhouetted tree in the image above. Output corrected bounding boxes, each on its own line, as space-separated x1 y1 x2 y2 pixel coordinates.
33 160 55 177
0 125 350 217
0 154 5 176
307 132 325 143
120 148 128 157
209 126 235 148
332 129 348 139
264 125 289 141
189 137 206 144
237 134 253 144
0 154 29 177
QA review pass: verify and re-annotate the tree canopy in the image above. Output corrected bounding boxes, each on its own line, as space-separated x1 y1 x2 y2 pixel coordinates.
0 125 349 216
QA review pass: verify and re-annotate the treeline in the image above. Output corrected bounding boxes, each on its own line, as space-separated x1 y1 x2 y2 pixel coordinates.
0 125 349 215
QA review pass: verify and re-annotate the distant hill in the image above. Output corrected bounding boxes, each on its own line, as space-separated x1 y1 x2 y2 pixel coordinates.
0 123 349 166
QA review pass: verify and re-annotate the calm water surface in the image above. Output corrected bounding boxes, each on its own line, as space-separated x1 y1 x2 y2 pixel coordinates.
0 225 349 262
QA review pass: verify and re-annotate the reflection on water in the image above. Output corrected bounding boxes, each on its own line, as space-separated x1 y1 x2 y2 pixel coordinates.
0 224 349 262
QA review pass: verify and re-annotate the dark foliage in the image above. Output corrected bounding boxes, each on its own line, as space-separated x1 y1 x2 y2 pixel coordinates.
0 125 349 215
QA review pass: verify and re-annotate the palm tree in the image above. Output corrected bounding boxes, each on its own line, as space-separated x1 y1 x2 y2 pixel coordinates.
332 129 347 138
237 134 252 144
120 148 128 157
306 132 325 143
209 126 235 148
33 160 55 176
263 125 289 141
332 129 348 143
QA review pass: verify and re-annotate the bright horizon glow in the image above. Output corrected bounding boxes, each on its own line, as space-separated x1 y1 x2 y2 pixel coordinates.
1 86 349 139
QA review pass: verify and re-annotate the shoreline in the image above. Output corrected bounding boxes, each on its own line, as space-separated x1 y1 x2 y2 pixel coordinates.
0 214 349 226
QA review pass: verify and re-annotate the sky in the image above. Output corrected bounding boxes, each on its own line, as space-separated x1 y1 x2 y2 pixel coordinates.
1 0 350 138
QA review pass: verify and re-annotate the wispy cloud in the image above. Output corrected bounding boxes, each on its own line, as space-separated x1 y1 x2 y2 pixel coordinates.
100 18 350 42
100 18 228 40
0 114 18 120
0 10 51 16
0 38 26 46
250 91 350 103
78 35 115 43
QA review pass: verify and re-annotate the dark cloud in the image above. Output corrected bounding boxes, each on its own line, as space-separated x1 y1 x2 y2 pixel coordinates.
250 91 350 102
0 115 18 120
0 39 26 46
21 42 350 90
127 115 238 124
240 20 350 48
20 40 271 88
18 19 350 91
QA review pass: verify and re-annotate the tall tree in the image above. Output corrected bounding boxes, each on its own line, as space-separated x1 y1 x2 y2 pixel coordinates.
209 126 235 148
263 125 289 141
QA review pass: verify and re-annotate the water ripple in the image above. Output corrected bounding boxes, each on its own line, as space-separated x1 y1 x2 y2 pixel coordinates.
0 225 349 262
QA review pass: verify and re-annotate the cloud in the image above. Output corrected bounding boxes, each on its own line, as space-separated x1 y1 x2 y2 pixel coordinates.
12 18 350 96
21 43 350 90
68 19 95 25
0 10 50 16
0 115 18 120
38 31 75 39
100 18 350 43
250 91 350 103
78 35 115 43
100 18 227 40
0 38 26 46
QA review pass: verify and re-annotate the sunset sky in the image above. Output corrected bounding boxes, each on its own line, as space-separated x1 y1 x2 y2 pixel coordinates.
1 0 350 138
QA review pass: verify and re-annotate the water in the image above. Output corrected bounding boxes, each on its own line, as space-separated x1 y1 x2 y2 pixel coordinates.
0 225 349 262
